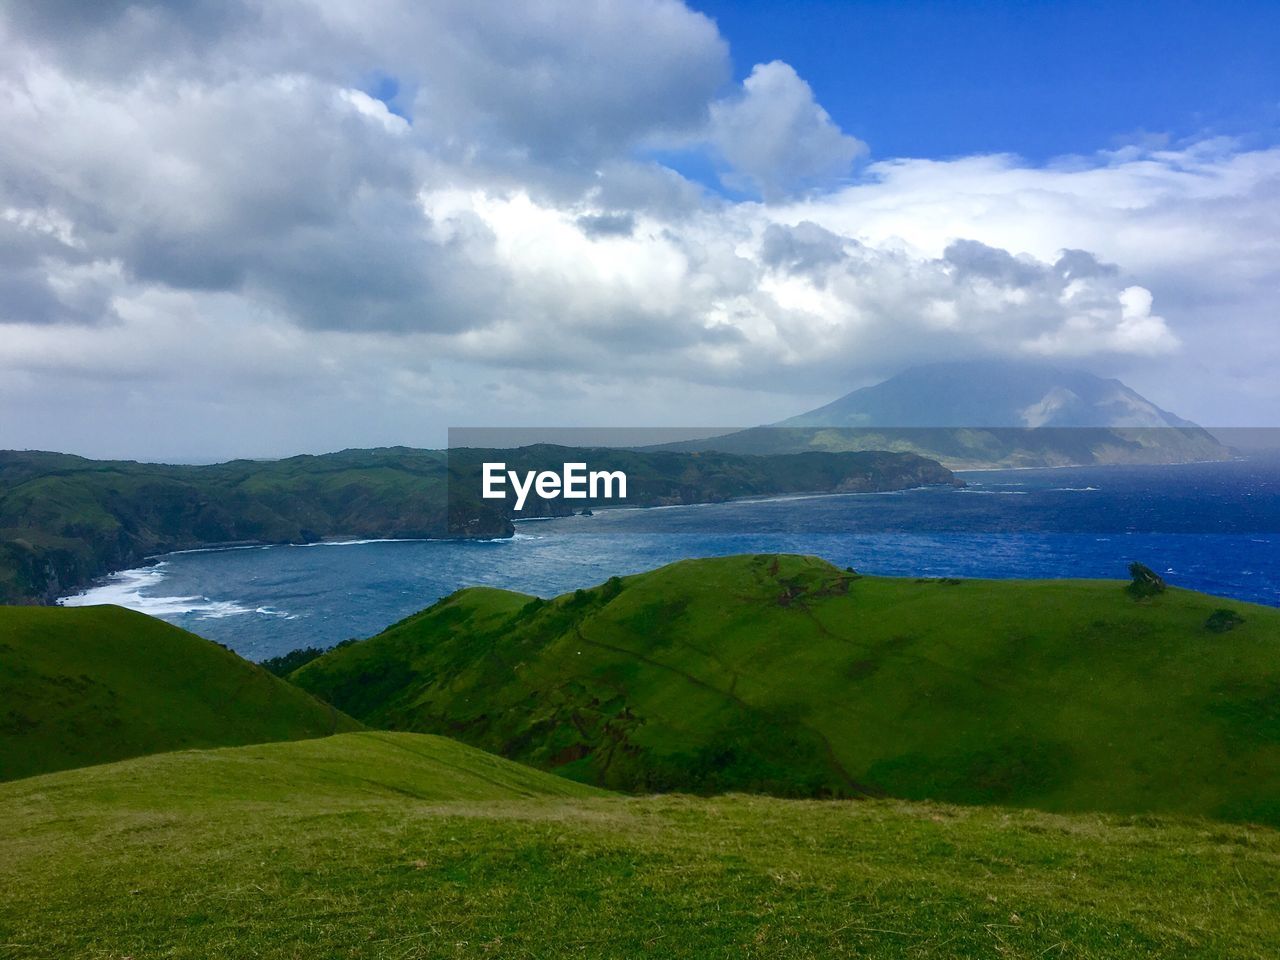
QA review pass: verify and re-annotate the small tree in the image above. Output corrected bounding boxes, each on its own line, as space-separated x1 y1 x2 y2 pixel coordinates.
1126 562 1166 598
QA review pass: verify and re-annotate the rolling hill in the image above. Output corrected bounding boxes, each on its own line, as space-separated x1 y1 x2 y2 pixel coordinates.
0 603 360 780
293 554 1280 824
1 732 1276 958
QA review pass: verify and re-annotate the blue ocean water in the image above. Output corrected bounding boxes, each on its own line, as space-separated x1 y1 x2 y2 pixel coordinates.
62 460 1280 660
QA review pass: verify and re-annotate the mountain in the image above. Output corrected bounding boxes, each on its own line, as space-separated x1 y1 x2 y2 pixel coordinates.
662 361 1234 468
293 554 1280 824
0 603 360 780
781 359 1199 429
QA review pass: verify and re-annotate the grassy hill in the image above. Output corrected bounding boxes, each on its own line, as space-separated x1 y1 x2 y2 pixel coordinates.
1 733 1276 958
0 604 360 780
293 554 1280 824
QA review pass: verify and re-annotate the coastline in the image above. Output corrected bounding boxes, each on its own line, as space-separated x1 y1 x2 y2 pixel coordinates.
36 457 1258 610
950 455 1246 474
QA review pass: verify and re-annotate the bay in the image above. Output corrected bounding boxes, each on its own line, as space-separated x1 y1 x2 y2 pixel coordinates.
61 460 1280 660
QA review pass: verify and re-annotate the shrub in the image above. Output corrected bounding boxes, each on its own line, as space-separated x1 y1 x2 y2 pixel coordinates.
1126 562 1166 599
1205 609 1245 633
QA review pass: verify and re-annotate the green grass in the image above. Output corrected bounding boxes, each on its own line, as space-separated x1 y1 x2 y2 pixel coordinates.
1 733 1277 958
0 604 360 780
293 554 1280 823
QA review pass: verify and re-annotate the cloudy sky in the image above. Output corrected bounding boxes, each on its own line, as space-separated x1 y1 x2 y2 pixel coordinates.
1 0 1278 461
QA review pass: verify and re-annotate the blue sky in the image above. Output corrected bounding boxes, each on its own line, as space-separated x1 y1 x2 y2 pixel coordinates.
695 0 1280 161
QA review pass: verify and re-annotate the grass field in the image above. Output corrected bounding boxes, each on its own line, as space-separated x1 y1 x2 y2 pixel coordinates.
0 604 359 780
294 554 1280 823
4 560 1280 957
1 732 1277 959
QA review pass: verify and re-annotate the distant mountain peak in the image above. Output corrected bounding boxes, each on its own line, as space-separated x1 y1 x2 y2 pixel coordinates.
780 359 1196 430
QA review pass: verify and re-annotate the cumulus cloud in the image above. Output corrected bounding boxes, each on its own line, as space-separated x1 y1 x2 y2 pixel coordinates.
575 212 637 238
396 0 730 165
0 0 1276 458
759 221 850 277
773 142 1280 417
708 61 867 200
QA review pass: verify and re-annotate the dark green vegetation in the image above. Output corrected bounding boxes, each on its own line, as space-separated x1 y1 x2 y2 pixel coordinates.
259 640 353 677
447 444 956 522
1126 561 1167 598
0 446 954 603
0 447 497 605
2 735 1277 958
0 604 359 780
295 554 1280 824
1206 608 1247 633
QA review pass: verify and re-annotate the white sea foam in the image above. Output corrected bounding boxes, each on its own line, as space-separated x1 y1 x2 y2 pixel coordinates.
254 606 293 617
1052 486 1100 492
59 563 258 620
293 537 432 547
594 487 926 514
166 544 270 556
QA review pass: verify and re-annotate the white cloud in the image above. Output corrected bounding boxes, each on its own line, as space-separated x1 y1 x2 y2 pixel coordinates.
0 0 1277 459
772 141 1280 419
708 61 867 201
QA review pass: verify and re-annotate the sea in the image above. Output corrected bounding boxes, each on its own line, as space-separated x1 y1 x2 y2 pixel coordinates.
60 459 1280 661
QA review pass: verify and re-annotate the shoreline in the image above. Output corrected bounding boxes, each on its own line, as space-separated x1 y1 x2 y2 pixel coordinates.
951 455 1245 474
50 457 1267 610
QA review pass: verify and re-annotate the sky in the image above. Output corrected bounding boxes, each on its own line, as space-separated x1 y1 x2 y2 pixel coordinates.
0 0 1278 461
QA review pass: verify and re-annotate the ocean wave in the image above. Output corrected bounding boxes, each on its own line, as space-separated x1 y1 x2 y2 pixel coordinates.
164 543 271 557
59 564 264 620
597 488 927 514
254 606 294 617
1052 486 1101 492
294 537 433 547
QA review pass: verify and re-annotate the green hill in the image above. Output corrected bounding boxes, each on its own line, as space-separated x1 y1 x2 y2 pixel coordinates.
293 554 1280 824
1 733 1276 958
0 604 360 780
